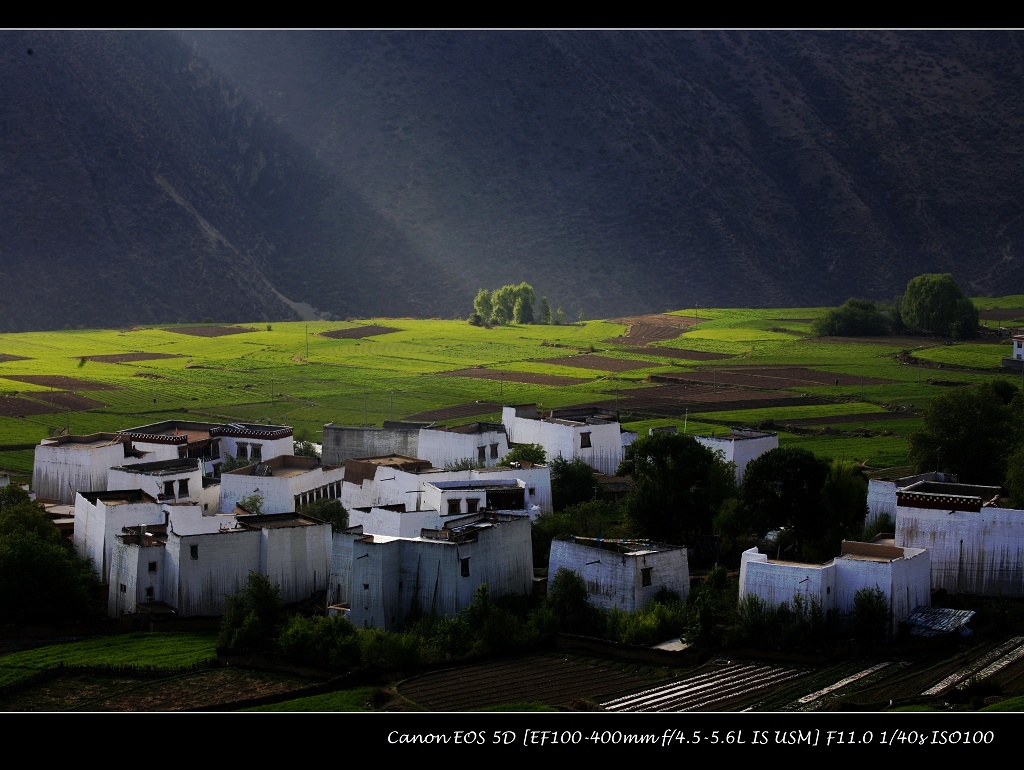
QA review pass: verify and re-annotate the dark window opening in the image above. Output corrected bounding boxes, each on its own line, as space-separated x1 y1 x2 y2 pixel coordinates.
461 557 471 577
190 544 199 560
641 567 652 587
148 561 157 573
467 498 479 513
490 443 499 459
363 584 369 591
120 584 127 594
447 499 461 515
163 481 175 498
146 586 154 599
580 432 592 449
178 478 189 498
251 444 263 462
478 445 487 463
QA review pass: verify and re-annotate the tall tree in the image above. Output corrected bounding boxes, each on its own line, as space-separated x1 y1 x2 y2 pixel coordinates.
741 447 831 562
539 296 552 325
900 273 978 338
473 288 493 325
617 432 736 545
908 383 1016 485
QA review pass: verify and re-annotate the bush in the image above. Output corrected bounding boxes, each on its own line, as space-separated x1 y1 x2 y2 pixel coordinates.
218 572 286 654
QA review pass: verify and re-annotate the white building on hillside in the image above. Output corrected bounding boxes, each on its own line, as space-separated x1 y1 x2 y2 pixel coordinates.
547 536 690 612
695 428 778 483
501 404 634 474
739 540 931 634
74 489 165 584
417 422 509 468
218 455 344 513
329 511 533 632
33 433 139 504
108 508 331 617
895 480 1024 596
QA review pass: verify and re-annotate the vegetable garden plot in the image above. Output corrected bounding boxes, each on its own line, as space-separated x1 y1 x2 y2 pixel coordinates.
653 367 895 389
0 375 120 390
439 368 591 386
80 352 182 364
533 354 659 371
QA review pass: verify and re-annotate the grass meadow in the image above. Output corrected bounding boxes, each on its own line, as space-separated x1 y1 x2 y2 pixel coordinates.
2 301 1022 479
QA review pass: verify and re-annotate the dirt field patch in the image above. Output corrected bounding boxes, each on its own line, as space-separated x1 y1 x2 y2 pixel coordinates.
404 402 501 422
0 396 60 417
536 354 658 372
440 368 591 386
163 326 253 337
320 325 401 340
81 352 182 364
619 346 735 361
652 366 895 389
606 384 831 419
0 375 120 391
979 308 1024 321
0 354 31 364
776 411 915 427
24 392 106 411
606 314 701 346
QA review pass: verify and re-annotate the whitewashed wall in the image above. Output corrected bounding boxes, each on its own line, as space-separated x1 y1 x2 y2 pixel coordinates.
259 523 332 604
417 427 509 469
833 547 930 633
738 548 838 613
34 440 128 503
74 495 165 582
321 425 421 466
218 435 293 463
218 464 344 513
696 432 778 483
349 506 444 538
348 536 404 630
897 504 1024 596
502 407 624 474
548 539 690 612
108 540 165 616
167 529 262 616
107 464 203 503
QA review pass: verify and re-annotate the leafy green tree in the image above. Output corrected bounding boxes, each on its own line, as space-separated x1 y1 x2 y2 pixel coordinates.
498 443 547 467
218 571 286 653
490 285 517 325
531 500 625 565
550 456 598 511
817 459 869 561
553 307 564 325
473 288 493 325
812 298 891 336
539 567 600 636
908 383 1015 485
852 587 890 644
617 432 737 545
900 273 978 338
237 491 265 514
741 447 831 562
539 296 552 325
293 439 319 458
513 282 535 324
298 498 348 529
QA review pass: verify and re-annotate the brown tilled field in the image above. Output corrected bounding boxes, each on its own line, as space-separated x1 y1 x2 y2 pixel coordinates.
404 402 502 422
0 375 119 390
24 392 106 411
82 352 182 364
320 325 401 340
440 368 591 386
0 396 60 417
162 326 253 337
0 354 31 363
605 314 701 346
623 346 735 360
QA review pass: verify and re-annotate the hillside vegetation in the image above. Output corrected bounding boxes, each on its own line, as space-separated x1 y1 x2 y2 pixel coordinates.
2 300 1021 480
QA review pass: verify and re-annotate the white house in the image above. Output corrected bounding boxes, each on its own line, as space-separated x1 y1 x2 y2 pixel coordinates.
33 433 139 504
417 422 510 468
1013 335 1024 361
329 511 533 632
339 455 552 516
739 540 931 634
895 480 1024 596
218 454 344 513
107 508 331 617
866 471 957 529
501 404 634 474
547 536 690 612
106 457 219 512
695 428 778 483
122 420 294 476
74 489 165 584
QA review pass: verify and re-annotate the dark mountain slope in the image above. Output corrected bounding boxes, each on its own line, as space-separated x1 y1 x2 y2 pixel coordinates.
3 30 1024 331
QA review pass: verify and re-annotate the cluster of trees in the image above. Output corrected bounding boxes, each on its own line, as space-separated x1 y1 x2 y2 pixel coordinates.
0 485 100 624
470 283 568 327
814 273 979 339
532 433 869 566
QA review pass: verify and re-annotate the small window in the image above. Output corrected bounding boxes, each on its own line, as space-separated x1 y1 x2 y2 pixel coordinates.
490 443 499 459
120 584 127 594
478 445 487 463
641 567 652 587
467 498 479 513
580 432 592 449
146 586 154 599
163 481 175 498
236 442 248 460
178 478 190 498
251 444 263 462
148 561 157 573
447 499 461 515
363 584 369 591
461 557 471 577
190 544 199 560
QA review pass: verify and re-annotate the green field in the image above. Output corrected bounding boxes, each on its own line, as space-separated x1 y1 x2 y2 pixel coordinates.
2 307 1021 479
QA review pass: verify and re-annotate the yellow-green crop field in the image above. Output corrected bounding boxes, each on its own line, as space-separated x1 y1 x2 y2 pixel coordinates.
1 299 1020 480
